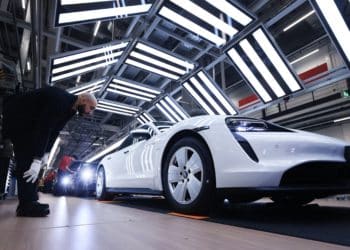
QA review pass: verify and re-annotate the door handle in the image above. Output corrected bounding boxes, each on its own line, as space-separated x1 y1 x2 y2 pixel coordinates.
124 150 129 154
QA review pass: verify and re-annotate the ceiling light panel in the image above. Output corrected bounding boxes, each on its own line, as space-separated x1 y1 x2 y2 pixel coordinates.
155 95 189 123
125 42 195 80
310 0 350 69
107 77 162 102
182 71 237 115
96 99 140 117
49 41 128 83
157 0 255 47
55 0 153 26
226 26 302 103
137 112 156 124
67 78 106 95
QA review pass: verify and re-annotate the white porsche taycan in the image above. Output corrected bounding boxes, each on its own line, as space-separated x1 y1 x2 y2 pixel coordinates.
96 115 350 212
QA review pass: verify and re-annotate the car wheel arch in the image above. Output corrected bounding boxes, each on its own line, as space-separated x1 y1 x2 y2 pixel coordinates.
160 130 216 190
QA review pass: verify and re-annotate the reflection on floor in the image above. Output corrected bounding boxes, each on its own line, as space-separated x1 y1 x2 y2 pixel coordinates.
0 194 349 250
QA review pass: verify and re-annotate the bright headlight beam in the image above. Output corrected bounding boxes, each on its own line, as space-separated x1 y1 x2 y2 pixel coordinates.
239 39 285 98
227 48 272 102
253 29 301 92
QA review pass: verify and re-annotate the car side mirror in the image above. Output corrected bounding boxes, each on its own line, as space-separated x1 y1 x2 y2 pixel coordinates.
130 129 151 140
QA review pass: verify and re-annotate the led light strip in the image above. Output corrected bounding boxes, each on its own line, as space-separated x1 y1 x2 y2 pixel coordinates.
125 59 179 80
164 96 188 120
98 100 139 111
68 79 105 94
197 72 237 115
160 100 181 121
226 27 302 103
313 0 350 65
106 88 152 102
158 0 253 46
156 103 176 123
227 48 272 102
73 85 102 95
97 104 136 114
96 107 133 116
290 49 319 65
183 82 215 115
53 43 127 65
52 59 118 82
112 79 161 94
61 0 113 5
109 84 156 98
58 4 152 24
283 10 315 32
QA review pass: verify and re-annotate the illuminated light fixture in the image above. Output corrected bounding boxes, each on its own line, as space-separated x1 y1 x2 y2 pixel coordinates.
155 96 189 123
86 136 127 163
334 116 350 123
21 0 26 9
125 42 195 80
76 75 81 83
96 99 139 117
55 1 152 26
106 78 161 102
27 60 31 71
226 27 302 103
290 49 320 65
183 82 215 115
68 79 105 95
310 0 350 68
47 137 61 168
50 42 127 83
158 0 254 46
137 112 155 125
283 10 315 32
93 21 101 37
182 71 237 115
98 100 139 111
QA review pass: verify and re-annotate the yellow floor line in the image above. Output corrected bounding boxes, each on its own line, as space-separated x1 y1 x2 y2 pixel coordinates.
168 212 209 220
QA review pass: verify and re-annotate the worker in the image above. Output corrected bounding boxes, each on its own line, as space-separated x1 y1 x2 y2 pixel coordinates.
1 86 97 217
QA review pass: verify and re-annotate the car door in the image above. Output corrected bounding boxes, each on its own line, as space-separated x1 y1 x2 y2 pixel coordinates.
125 126 156 188
104 135 133 188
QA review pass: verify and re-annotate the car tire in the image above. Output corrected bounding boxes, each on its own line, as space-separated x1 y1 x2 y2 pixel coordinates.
162 137 215 214
271 196 314 206
96 167 113 201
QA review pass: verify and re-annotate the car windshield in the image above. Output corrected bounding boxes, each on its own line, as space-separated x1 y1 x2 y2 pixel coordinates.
154 121 174 133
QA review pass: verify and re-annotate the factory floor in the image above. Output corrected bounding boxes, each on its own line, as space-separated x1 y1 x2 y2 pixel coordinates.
0 193 350 250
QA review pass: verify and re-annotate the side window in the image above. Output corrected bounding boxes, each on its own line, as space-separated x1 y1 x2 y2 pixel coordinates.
118 136 133 150
132 133 151 144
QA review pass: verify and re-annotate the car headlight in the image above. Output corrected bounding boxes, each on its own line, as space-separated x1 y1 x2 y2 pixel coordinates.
81 168 93 182
61 176 72 186
226 117 292 132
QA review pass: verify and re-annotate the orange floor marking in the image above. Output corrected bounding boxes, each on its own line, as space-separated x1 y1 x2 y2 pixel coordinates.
168 212 209 220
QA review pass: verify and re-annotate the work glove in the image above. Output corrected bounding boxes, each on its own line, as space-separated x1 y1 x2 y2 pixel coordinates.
23 159 42 183
41 153 50 168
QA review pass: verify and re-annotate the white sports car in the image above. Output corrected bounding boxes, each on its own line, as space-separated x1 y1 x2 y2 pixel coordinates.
96 115 350 212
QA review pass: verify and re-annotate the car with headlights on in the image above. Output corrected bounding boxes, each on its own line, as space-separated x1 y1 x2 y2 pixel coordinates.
96 116 350 213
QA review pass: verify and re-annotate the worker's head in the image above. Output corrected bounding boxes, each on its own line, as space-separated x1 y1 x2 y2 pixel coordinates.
76 93 97 116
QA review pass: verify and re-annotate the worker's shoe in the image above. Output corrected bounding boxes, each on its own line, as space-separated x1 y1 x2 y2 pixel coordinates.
16 202 50 217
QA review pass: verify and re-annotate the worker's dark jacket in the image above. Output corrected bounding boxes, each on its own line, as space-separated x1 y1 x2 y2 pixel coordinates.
2 87 77 158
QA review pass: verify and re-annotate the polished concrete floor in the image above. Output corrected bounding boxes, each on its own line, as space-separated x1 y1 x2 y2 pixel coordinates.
0 194 349 250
